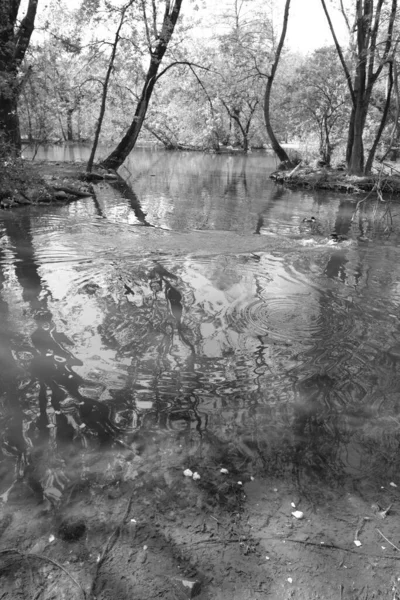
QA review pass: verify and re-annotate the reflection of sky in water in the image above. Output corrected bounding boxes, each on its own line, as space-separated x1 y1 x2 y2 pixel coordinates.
3 148 400 492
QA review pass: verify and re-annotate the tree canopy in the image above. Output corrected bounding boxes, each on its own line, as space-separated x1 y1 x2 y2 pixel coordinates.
2 0 400 175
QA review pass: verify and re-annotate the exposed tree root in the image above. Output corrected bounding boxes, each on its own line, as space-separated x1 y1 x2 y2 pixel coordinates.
0 548 87 598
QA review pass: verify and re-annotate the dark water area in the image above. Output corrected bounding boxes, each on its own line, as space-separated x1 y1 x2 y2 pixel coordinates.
2 146 400 506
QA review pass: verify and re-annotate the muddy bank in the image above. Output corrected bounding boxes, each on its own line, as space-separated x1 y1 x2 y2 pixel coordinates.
271 165 400 195
2 432 400 600
0 160 115 209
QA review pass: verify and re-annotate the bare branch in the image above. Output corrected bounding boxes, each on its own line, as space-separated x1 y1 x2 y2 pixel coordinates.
320 0 355 105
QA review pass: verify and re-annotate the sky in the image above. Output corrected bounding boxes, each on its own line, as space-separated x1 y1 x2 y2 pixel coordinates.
28 0 350 55
286 0 349 53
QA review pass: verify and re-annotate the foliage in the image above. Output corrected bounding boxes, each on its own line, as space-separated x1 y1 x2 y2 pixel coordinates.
7 0 400 168
283 46 351 165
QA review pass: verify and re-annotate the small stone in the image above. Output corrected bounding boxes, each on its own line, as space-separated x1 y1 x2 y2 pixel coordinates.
173 578 201 598
354 540 362 547
54 190 68 199
291 511 304 520
220 468 229 474
192 472 201 480
183 469 193 477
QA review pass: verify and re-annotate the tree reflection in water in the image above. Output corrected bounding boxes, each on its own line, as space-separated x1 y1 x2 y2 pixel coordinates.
1 187 400 508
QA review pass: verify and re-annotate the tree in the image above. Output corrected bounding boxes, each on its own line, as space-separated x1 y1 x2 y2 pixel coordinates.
263 0 293 165
101 0 184 170
213 0 267 152
87 0 135 172
321 0 398 174
285 47 350 165
0 0 39 154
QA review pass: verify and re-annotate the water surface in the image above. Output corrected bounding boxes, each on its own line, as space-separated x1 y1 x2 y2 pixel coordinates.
2 147 400 504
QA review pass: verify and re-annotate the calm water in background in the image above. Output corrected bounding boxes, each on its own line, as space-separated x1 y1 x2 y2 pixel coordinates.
2 145 400 502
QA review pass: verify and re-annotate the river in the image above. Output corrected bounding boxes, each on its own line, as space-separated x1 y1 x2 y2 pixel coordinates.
2 145 400 505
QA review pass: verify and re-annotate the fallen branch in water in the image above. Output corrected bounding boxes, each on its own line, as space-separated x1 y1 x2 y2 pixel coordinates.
0 548 86 598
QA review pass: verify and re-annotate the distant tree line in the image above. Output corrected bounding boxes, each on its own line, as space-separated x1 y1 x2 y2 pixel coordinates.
1 0 400 175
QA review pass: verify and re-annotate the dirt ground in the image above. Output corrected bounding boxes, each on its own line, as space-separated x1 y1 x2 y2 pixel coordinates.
2 429 400 600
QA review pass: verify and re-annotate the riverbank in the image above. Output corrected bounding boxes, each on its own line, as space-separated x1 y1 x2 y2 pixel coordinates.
2 433 400 600
271 164 400 195
0 159 110 208
3 160 400 213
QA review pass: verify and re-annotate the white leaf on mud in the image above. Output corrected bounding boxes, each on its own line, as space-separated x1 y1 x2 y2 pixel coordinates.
237 481 243 485
291 502 296 508
220 468 229 474
48 534 55 543
287 578 293 583
354 540 362 547
192 472 201 480
390 482 398 488
0 482 15 503
291 511 304 520
183 469 193 477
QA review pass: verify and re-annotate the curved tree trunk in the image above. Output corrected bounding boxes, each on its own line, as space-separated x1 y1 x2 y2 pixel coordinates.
101 0 183 171
263 0 292 166
263 76 291 164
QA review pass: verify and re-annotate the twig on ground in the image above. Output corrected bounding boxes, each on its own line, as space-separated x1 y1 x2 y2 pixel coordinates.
285 537 400 560
89 492 135 599
376 528 400 552
0 548 86 598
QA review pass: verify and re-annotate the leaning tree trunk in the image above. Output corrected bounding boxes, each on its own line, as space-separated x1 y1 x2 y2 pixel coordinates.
264 76 291 164
263 0 292 166
101 0 183 170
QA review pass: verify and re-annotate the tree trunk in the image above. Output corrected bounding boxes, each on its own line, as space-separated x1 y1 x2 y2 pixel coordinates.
345 106 355 165
67 108 74 142
0 93 20 154
321 0 397 176
348 104 365 174
101 0 183 170
263 0 292 166
0 0 38 155
365 62 393 173
100 60 160 170
87 0 133 172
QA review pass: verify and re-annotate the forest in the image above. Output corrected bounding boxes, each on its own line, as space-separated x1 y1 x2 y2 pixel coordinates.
1 0 400 177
